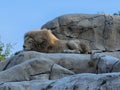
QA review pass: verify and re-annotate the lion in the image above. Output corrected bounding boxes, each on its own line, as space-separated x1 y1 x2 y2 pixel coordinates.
23 29 91 54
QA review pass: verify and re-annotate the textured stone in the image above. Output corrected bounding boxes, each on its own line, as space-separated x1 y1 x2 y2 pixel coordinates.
0 51 76 84
0 51 95 74
0 51 120 90
42 14 120 52
93 53 120 73
0 73 120 90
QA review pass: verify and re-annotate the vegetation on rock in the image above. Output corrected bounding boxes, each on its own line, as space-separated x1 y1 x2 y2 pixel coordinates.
0 40 13 61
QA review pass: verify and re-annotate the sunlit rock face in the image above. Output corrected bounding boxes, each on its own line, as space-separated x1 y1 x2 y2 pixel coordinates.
42 14 120 52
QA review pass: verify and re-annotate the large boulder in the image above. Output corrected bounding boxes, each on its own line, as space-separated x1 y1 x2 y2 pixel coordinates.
42 14 120 52
0 51 120 90
0 73 120 90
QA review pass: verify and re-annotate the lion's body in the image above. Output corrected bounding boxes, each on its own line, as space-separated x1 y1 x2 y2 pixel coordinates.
23 29 91 54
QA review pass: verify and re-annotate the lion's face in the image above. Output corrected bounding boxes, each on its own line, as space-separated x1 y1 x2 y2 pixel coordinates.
23 36 35 51
23 29 59 52
23 30 49 52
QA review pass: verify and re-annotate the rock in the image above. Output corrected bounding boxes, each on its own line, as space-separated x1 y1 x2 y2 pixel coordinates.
93 53 120 73
0 73 120 90
42 14 120 52
0 51 120 90
0 51 76 84
102 51 120 59
0 51 95 74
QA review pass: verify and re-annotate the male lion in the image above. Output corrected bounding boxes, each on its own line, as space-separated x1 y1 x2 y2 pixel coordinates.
23 29 91 54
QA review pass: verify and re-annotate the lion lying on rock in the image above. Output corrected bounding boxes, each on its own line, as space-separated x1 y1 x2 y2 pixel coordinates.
23 29 91 54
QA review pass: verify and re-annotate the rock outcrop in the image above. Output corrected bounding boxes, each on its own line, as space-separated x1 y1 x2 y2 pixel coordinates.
0 51 120 89
1 73 120 90
42 14 120 52
1 14 120 90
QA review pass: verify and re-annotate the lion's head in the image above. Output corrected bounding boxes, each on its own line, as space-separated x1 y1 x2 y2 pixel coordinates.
23 29 59 52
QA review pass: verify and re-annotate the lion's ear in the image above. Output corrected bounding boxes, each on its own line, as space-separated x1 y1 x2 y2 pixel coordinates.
41 28 49 30
41 28 52 33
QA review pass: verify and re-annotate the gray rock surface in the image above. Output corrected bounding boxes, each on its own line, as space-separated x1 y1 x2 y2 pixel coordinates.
93 53 120 73
42 14 120 52
0 51 120 90
0 72 120 90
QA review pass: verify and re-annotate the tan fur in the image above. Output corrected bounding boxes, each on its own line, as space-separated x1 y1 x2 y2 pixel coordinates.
23 29 91 54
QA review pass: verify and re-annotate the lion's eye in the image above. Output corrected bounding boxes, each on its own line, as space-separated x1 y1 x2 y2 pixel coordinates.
39 40 47 48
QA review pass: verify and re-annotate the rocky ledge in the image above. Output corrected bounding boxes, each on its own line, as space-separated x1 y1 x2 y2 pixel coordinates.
0 51 120 90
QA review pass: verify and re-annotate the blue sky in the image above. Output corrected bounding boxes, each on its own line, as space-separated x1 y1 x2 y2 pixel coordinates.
0 0 120 53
